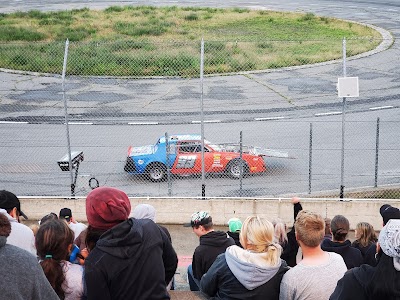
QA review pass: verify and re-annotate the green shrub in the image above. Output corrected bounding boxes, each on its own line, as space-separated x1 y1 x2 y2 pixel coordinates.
0 26 46 41
185 13 198 21
299 12 315 22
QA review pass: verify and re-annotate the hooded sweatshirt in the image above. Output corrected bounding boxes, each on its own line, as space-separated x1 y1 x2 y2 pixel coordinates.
0 236 59 300
84 217 178 300
330 255 400 299
192 230 235 280
321 239 363 269
200 245 288 299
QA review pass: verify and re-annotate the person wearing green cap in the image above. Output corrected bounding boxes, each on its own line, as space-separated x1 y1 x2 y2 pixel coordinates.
227 218 243 248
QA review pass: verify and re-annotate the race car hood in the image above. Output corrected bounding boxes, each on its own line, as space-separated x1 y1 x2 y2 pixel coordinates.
128 145 155 156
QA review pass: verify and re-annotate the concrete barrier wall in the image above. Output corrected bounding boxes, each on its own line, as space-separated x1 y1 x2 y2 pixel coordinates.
20 197 400 230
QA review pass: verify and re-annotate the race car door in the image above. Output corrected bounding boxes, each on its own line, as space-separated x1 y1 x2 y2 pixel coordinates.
172 141 214 175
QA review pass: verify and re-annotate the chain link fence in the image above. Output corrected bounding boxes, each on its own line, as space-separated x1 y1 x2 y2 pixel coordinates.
1 37 399 198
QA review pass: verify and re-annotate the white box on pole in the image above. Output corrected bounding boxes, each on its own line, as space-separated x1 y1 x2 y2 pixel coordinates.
338 77 359 97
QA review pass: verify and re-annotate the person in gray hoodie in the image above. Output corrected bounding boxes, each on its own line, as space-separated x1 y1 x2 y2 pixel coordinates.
200 216 289 300
0 213 59 300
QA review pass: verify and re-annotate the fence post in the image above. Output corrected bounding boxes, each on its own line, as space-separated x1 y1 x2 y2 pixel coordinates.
61 39 74 197
165 132 172 196
340 37 347 199
200 38 206 198
374 117 380 188
308 123 313 194
239 131 243 197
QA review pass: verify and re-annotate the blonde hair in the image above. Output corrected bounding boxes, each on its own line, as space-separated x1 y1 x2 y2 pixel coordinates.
355 222 377 247
295 210 325 247
240 216 282 266
273 218 288 246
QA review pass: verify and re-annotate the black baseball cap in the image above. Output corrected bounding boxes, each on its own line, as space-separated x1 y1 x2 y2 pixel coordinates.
380 204 400 225
59 208 72 222
0 190 28 219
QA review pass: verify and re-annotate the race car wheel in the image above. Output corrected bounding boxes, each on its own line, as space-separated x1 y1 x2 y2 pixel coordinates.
146 163 167 182
226 159 248 179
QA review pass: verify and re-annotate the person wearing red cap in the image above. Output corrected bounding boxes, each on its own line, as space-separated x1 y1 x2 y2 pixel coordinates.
84 186 178 300
0 190 36 255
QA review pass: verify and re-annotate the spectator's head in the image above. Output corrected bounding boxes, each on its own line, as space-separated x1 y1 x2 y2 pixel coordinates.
132 204 156 221
324 218 331 236
184 211 213 236
85 225 108 252
355 221 377 247
228 218 242 233
39 212 58 225
331 215 350 242
36 219 75 260
0 190 28 220
35 219 75 299
240 216 281 265
0 213 11 238
272 218 288 246
378 219 400 269
59 208 72 223
295 210 325 247
380 204 400 226
85 186 131 230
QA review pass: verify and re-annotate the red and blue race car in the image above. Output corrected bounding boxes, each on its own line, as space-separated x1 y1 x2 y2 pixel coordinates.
124 134 288 182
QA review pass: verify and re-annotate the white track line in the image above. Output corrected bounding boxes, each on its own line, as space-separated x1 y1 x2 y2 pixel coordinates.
128 122 159 125
315 111 342 116
369 105 394 111
67 122 93 125
191 120 221 123
0 121 28 124
254 116 285 121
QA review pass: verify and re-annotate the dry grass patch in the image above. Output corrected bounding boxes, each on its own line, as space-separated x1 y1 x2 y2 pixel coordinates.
0 6 382 76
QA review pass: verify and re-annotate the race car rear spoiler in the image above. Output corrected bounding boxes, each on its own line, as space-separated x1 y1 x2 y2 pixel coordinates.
218 144 290 158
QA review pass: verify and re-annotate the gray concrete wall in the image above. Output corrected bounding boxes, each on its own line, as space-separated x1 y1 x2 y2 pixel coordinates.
20 197 400 230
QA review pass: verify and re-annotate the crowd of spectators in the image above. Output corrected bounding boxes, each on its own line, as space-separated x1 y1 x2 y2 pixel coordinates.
1 187 400 299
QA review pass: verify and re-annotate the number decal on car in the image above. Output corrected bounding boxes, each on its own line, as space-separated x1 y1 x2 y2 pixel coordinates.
176 155 197 169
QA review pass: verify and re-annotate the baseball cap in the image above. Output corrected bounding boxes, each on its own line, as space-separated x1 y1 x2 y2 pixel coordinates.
380 204 400 225
0 190 28 219
59 208 72 222
183 211 212 227
228 218 242 232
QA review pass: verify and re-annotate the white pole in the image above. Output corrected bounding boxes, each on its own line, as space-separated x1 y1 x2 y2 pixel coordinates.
62 39 74 196
340 37 346 199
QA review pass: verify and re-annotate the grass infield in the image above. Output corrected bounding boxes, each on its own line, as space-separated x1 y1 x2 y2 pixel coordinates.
0 6 382 76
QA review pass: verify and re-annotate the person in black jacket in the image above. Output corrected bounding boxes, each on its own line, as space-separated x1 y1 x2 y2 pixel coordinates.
351 221 377 266
84 186 178 300
321 214 363 269
330 219 400 300
185 211 235 291
200 216 289 300
281 197 303 267
362 204 400 267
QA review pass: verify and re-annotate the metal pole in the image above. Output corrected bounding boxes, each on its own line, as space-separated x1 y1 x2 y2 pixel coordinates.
61 39 74 197
200 38 206 198
239 131 243 196
165 132 172 196
374 117 380 188
340 38 347 199
308 123 313 194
